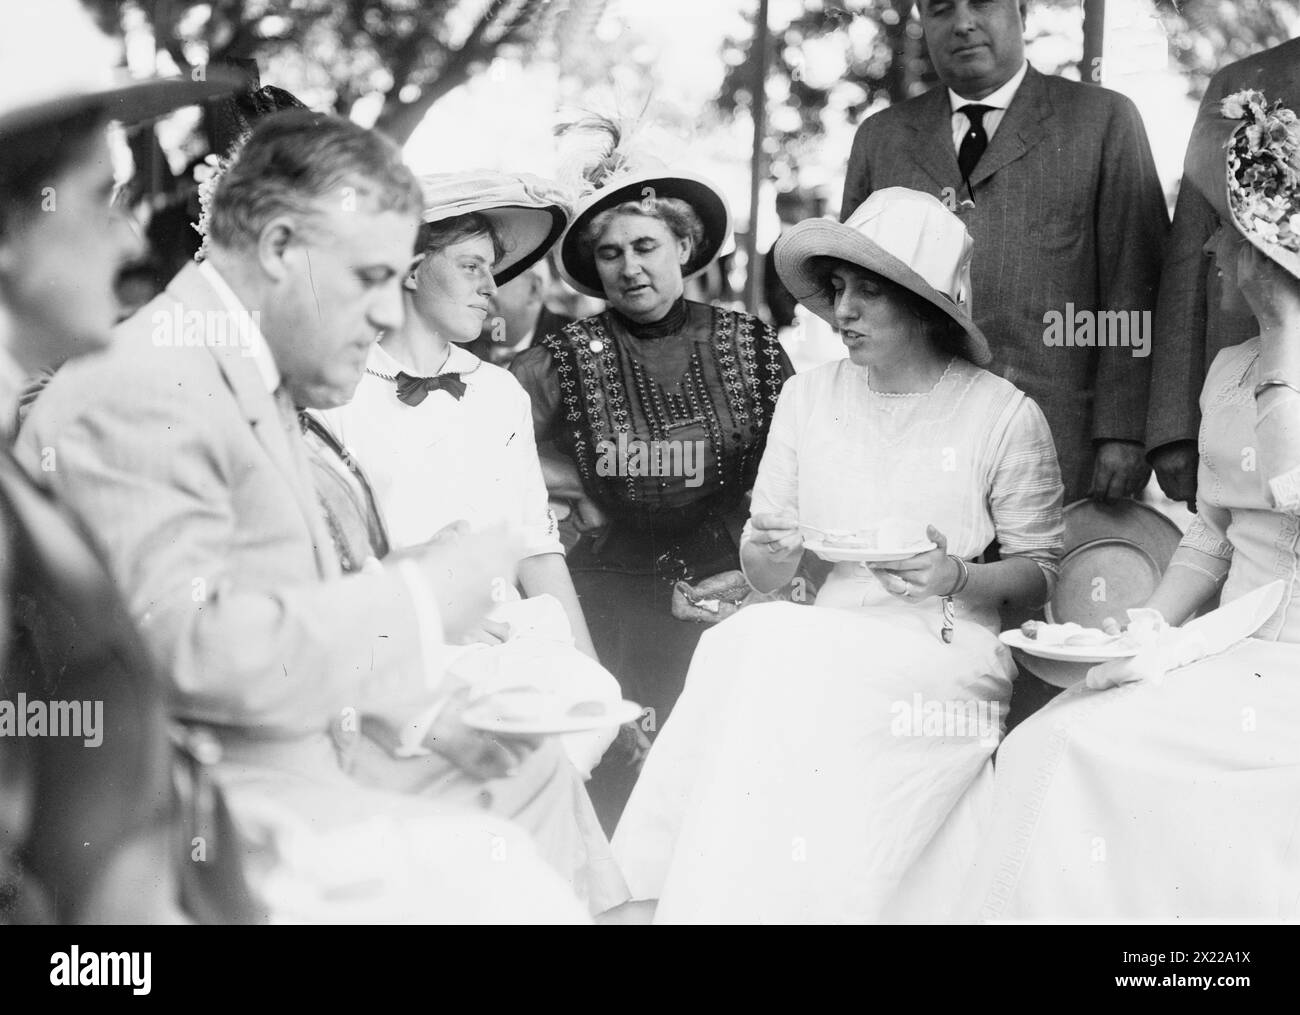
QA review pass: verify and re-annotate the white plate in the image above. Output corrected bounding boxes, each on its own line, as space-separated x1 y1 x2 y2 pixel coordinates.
999 629 1139 663
461 696 644 736
803 539 936 563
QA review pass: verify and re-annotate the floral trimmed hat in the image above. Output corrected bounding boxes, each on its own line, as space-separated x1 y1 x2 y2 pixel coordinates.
1185 88 1300 279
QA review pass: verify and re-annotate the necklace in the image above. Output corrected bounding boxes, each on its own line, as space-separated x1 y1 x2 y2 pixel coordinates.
366 342 462 382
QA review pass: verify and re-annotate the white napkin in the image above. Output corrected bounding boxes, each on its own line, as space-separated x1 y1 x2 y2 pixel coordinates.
485 593 573 642
1086 580 1287 689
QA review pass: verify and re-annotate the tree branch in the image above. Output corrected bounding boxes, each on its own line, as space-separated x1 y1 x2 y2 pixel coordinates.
372 1 529 142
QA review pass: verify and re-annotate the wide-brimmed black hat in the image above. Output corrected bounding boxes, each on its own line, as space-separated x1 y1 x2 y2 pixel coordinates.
557 169 731 299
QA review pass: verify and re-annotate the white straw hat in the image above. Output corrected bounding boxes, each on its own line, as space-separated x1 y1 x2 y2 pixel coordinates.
774 187 991 366
416 171 571 286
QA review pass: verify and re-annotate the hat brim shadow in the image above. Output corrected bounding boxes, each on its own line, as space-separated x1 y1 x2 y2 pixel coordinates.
423 204 568 287
0 69 244 133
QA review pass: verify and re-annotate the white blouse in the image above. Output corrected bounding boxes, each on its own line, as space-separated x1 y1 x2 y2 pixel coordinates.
1178 338 1300 641
317 342 561 559
750 356 1064 633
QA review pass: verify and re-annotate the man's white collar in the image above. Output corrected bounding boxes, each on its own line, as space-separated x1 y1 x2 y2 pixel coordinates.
198 260 281 394
948 60 1029 112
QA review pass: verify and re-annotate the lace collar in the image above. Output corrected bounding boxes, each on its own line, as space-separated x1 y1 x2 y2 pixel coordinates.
864 357 957 398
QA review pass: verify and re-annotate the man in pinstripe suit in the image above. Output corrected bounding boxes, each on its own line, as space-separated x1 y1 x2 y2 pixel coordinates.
841 0 1168 503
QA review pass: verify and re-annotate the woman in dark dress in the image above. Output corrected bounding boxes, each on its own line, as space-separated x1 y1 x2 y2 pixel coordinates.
511 145 792 823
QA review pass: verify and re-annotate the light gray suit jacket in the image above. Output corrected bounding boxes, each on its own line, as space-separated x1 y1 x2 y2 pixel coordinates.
16 263 439 781
841 67 1168 500
1146 39 1300 453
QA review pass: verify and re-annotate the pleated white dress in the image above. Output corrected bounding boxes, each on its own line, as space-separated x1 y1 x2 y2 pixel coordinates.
612 357 1064 923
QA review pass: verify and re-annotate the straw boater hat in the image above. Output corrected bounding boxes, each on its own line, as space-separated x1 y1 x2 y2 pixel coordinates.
416 171 571 287
774 187 992 366
0 0 240 134
553 117 732 299
1184 87 1300 280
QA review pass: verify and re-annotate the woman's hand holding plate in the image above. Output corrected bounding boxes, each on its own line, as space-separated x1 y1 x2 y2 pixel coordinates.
867 524 958 600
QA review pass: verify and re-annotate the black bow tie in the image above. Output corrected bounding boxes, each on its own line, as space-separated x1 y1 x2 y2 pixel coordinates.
394 371 467 406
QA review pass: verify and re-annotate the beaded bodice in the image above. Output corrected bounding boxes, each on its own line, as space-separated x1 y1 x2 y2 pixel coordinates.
541 301 786 532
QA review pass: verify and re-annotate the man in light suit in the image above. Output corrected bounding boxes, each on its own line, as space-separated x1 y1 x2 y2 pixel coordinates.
18 111 623 917
1146 38 1300 509
841 0 1168 503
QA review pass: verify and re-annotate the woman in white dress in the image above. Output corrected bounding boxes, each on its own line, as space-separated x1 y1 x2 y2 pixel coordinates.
961 92 1300 921
317 172 621 778
612 188 1064 923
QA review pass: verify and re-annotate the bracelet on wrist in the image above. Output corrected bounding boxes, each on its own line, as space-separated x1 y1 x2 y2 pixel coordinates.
1253 377 1300 399
938 556 969 645
943 554 970 598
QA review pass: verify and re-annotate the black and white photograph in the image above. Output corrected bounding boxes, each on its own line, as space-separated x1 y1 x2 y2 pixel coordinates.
0 0 1297 984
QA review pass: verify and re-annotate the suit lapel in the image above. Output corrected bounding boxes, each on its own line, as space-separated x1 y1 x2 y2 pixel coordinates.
905 88 961 191
968 66 1052 189
164 264 339 579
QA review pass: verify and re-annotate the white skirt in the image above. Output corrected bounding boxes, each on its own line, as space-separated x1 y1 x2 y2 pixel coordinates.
960 637 1300 921
612 599 1015 923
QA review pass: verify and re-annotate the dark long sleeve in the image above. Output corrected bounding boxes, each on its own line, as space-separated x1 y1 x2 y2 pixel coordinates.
1145 74 1261 452
510 342 563 443
840 120 875 222
1090 93 1168 444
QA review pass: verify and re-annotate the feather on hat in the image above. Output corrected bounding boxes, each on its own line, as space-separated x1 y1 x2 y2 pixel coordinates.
553 113 732 299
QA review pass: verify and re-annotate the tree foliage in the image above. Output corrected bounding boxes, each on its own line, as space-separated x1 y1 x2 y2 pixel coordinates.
714 0 1298 189
1152 0 1298 97
85 0 610 144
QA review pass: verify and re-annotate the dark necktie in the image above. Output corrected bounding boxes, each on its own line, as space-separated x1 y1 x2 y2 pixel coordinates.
957 104 993 187
298 412 389 573
395 371 466 406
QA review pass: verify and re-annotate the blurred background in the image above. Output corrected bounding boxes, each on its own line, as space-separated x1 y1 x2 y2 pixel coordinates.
89 0 1300 319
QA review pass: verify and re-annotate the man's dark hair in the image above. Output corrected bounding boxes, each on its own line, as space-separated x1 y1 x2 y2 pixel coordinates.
917 0 1029 21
